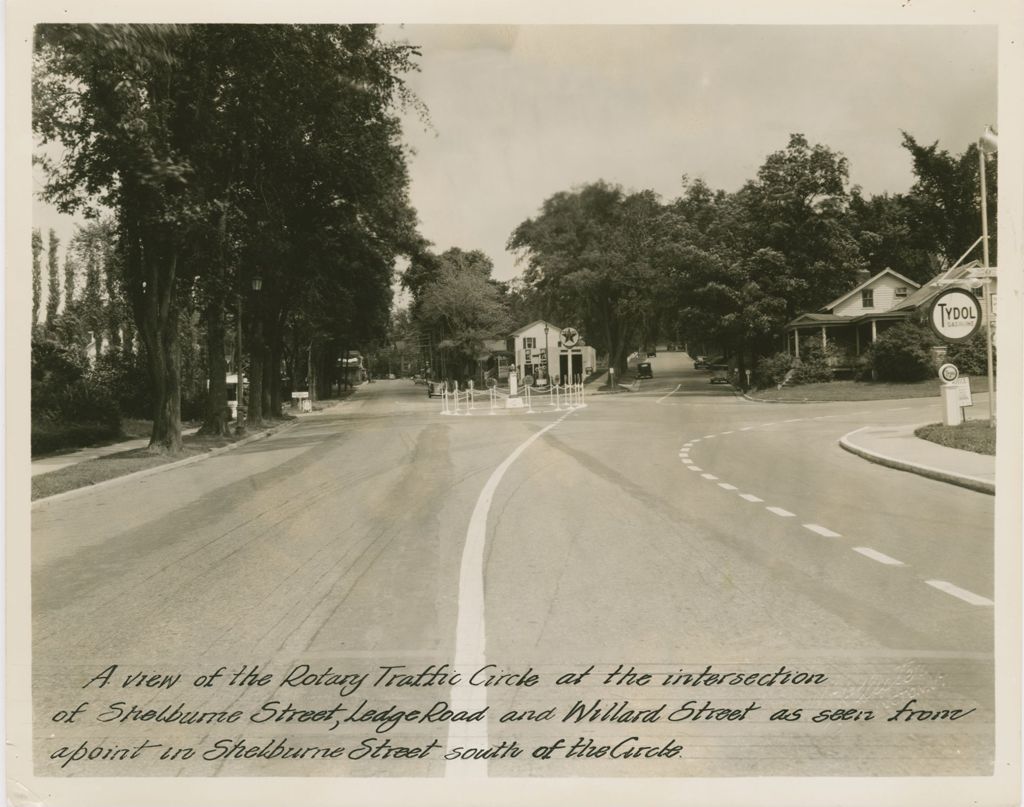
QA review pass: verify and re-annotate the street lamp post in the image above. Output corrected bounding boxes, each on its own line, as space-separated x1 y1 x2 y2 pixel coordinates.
235 295 245 435
543 323 549 382
978 125 997 426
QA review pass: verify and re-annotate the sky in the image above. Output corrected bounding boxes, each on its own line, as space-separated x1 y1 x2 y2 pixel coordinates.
32 24 998 288
383 24 998 281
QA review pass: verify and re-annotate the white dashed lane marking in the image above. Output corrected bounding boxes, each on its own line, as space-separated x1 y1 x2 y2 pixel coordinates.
925 580 994 606
803 523 841 538
677 421 991 609
853 546 905 566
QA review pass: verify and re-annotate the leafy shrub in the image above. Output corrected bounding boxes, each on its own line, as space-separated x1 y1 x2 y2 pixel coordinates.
89 350 153 419
869 322 935 381
752 352 794 389
946 332 995 376
791 338 835 384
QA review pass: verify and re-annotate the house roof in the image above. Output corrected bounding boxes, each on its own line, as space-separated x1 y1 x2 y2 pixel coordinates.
890 261 982 313
820 268 921 313
511 319 560 336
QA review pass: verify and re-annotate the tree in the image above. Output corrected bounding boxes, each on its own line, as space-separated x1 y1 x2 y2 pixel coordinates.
900 133 997 267
45 229 60 332
32 229 43 329
509 182 671 373
411 248 511 380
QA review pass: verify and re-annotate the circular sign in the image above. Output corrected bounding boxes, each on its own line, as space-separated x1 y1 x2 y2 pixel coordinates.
560 327 580 348
928 288 982 343
938 363 959 383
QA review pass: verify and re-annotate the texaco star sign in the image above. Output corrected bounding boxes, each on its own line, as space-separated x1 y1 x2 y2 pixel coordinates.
560 327 580 348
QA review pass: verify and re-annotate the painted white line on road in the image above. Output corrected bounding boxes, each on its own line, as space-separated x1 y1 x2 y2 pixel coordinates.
703 434 716 439
925 580 994 606
739 493 763 502
691 438 701 443
701 473 719 480
766 506 795 517
740 426 754 431
761 422 777 427
448 409 576 777
718 483 738 490
889 407 911 411
803 523 841 538
688 465 702 472
657 383 682 403
681 459 693 465
853 546 905 566
720 430 734 435
783 418 802 423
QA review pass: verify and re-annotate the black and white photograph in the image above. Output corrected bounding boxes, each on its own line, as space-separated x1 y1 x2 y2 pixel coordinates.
6 2 1023 805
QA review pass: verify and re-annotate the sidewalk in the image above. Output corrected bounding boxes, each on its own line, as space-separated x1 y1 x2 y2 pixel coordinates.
31 428 200 477
31 394 352 479
839 423 995 495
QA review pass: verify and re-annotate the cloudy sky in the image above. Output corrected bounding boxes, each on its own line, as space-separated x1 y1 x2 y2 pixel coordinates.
384 24 997 281
33 24 998 287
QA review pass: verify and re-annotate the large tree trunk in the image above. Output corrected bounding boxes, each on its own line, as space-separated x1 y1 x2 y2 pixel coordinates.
247 315 265 429
199 300 230 435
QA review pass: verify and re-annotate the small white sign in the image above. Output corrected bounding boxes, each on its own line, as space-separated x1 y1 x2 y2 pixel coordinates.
954 377 973 407
938 363 959 383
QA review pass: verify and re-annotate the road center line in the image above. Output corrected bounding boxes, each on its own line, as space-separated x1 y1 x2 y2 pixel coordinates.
657 383 682 403
701 473 719 480
718 482 738 490
740 426 754 431
803 523 841 538
447 409 576 777
688 465 703 472
925 580 994 606
739 493 763 502
766 506 795 517
853 546 905 565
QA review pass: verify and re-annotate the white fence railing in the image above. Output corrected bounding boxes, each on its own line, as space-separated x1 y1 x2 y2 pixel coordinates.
440 380 586 416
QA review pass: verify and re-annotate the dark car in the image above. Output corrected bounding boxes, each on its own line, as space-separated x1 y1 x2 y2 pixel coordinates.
693 356 709 369
427 380 446 397
637 362 653 379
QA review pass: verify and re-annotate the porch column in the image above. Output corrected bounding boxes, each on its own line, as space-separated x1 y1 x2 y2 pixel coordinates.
855 327 860 355
871 320 877 343
821 327 827 350
794 330 800 358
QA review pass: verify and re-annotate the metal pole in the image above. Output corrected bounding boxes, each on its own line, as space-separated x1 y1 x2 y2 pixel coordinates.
979 143 995 426
235 295 244 435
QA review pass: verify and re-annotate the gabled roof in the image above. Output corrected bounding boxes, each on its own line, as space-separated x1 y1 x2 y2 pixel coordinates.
821 268 921 313
511 319 560 336
891 261 982 313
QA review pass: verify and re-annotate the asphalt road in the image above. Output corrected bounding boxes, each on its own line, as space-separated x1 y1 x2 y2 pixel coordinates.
30 356 994 779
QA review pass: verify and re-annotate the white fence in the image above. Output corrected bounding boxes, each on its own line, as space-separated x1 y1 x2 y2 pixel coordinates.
439 380 586 416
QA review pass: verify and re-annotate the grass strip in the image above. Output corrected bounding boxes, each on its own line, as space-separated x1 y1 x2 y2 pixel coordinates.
915 420 996 456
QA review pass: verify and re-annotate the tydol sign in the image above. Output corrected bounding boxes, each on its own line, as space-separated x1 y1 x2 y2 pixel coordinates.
928 288 982 343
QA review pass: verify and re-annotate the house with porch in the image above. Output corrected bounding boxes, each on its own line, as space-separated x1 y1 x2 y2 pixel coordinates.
783 263 994 369
784 268 921 367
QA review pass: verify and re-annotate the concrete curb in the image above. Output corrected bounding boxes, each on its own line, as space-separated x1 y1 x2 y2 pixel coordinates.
31 395 354 508
838 425 994 496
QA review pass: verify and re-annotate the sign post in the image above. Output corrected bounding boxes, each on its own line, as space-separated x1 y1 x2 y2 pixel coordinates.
937 363 962 426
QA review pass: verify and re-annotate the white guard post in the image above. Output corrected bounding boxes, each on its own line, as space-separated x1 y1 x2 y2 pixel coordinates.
941 383 963 426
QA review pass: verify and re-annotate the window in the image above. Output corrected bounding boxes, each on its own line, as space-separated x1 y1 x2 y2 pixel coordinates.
861 289 874 308
894 287 908 299
523 337 536 348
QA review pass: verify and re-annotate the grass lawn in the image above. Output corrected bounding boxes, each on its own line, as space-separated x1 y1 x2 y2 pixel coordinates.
750 379 944 402
915 420 996 455
32 427 266 501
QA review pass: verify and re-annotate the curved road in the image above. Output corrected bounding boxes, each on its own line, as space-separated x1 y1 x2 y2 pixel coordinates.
30 360 994 780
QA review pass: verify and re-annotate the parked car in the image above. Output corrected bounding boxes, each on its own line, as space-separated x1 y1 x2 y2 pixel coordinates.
427 380 446 397
693 356 709 369
637 362 653 379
